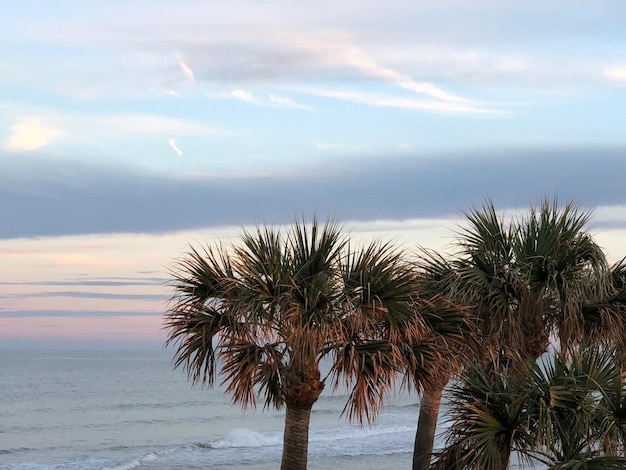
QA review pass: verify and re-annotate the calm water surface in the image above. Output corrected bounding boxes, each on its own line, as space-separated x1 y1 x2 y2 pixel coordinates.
1 350 423 469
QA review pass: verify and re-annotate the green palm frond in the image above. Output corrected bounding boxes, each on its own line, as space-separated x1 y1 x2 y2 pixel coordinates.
165 243 240 386
433 362 533 470
452 202 521 343
285 216 345 333
341 240 417 336
433 345 626 470
514 198 609 350
456 199 514 264
550 456 626 469
235 224 289 311
446 197 615 361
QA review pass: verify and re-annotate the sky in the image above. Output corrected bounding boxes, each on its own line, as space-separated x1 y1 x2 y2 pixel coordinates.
1 0 626 349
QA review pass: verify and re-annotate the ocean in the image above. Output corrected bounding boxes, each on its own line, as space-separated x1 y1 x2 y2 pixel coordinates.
0 349 426 470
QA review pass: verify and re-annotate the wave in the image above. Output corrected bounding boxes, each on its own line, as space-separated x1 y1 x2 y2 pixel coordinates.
101 453 158 470
202 428 282 449
198 422 414 452
0 447 32 455
311 423 414 442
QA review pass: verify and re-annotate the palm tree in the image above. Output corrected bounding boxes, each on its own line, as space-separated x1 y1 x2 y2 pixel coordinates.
412 197 618 469
164 218 420 470
430 344 626 470
449 198 611 359
514 199 610 355
410 249 476 470
582 258 626 359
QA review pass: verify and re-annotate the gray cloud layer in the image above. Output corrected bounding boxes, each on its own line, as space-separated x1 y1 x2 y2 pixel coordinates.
2 146 625 239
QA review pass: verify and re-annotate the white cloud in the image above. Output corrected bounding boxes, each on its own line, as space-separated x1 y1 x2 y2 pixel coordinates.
230 89 257 103
206 90 312 110
205 90 258 103
301 88 502 115
604 65 626 84
0 104 227 149
4 118 61 152
314 140 363 153
176 52 195 84
291 32 468 103
168 138 183 156
269 94 312 110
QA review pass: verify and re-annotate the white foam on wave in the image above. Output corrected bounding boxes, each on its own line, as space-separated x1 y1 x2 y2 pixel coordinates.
101 452 158 470
3 457 114 470
310 423 414 443
208 428 282 449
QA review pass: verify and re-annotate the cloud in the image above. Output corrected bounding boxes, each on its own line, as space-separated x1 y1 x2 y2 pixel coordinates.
51 253 127 267
0 309 161 318
4 118 61 152
292 32 467 102
604 65 626 84
269 94 313 110
206 90 312 110
299 88 502 115
2 146 626 239
7 1 625 104
205 89 260 103
314 140 363 153
177 53 195 84
0 277 166 287
5 291 167 301
193 31 494 112
169 138 183 156
1 104 227 147
230 89 257 103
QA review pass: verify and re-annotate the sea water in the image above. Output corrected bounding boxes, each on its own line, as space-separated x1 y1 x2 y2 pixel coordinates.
0 349 425 470
0 350 534 469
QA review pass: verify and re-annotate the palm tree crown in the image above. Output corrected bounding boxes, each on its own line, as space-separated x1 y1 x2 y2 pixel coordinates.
164 218 421 470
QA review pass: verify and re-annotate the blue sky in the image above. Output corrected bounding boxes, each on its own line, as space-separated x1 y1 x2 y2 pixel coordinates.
1 1 626 348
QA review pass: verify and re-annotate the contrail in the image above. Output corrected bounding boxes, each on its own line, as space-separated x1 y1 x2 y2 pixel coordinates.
169 138 183 156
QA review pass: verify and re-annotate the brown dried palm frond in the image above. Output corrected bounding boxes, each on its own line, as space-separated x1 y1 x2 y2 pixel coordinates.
582 258 626 356
331 340 402 424
165 243 241 386
220 336 286 410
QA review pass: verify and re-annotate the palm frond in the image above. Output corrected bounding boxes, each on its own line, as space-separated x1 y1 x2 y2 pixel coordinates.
330 340 400 424
220 337 287 410
165 243 239 386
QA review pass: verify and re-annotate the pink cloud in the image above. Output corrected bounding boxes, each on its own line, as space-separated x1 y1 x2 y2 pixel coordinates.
51 253 128 267
0 315 165 344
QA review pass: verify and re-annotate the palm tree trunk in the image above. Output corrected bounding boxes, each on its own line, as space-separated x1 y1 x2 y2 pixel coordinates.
413 380 447 470
281 403 313 470
497 440 511 470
